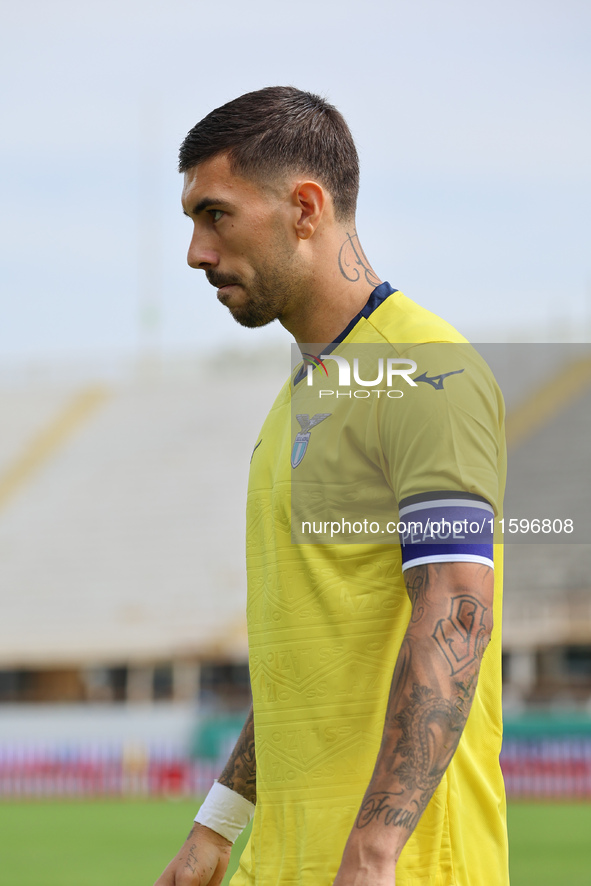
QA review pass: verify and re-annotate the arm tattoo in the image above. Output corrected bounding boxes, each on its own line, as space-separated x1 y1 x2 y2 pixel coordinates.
357 676 476 833
404 564 437 623
218 706 256 804
338 232 381 286
356 791 421 831
354 564 492 839
392 679 473 802
385 637 413 720
432 594 490 675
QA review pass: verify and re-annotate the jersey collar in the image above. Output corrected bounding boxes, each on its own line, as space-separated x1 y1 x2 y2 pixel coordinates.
293 281 397 386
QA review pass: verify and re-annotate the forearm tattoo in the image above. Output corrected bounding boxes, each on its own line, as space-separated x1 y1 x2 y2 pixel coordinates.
392 675 475 806
357 790 420 831
218 706 257 804
354 565 491 834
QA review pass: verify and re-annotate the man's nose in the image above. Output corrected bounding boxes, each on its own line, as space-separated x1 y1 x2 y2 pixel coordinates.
187 229 219 270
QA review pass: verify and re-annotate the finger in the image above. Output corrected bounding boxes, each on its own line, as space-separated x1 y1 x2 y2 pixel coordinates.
207 856 232 886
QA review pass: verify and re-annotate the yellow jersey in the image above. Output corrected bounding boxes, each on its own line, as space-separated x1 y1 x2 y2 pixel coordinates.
232 283 508 886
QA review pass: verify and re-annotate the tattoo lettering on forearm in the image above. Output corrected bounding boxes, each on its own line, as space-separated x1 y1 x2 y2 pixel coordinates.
356 791 421 831
338 232 381 286
432 594 489 675
218 706 257 804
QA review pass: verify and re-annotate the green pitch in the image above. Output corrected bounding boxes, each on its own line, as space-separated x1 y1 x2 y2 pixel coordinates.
0 799 589 885
507 801 591 885
0 799 248 886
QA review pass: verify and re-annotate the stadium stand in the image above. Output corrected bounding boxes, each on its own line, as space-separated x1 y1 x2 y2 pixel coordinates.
0 350 287 700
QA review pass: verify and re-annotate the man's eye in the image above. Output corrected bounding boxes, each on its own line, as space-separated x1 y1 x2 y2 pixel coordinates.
210 209 224 222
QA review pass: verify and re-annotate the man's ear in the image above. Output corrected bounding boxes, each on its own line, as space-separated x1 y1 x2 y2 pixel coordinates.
291 180 326 240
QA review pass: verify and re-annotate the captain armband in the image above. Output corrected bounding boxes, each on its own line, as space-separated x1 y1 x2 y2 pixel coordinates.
398 491 495 571
194 781 256 844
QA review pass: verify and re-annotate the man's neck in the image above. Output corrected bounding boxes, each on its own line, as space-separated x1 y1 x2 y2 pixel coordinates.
280 227 382 352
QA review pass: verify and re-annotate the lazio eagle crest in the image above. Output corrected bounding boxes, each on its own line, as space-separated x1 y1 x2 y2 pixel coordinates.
291 413 331 468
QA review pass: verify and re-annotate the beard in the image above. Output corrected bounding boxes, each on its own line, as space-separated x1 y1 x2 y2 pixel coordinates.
207 233 301 329
219 271 294 328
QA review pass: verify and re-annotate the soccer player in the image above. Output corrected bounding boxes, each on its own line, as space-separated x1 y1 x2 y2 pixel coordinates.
155 87 508 886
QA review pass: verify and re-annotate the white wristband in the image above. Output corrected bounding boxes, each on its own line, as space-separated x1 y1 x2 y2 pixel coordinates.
194 781 255 844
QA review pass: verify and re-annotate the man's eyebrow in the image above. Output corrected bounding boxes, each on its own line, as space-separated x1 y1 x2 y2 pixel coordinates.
183 197 229 217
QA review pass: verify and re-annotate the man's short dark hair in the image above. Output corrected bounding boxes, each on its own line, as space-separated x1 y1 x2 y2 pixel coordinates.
178 86 359 222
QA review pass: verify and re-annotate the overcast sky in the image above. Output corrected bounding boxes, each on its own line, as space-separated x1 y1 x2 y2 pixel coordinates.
1 0 589 360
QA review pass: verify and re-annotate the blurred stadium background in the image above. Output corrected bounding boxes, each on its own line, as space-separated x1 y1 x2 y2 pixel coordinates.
1 341 590 801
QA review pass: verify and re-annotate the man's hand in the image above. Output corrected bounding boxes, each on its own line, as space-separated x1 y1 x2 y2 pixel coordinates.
154 822 232 886
155 708 255 885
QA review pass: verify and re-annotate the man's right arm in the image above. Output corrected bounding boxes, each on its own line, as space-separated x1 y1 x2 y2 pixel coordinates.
153 706 256 886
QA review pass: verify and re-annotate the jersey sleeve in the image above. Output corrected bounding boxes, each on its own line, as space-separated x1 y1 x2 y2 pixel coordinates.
377 341 505 571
